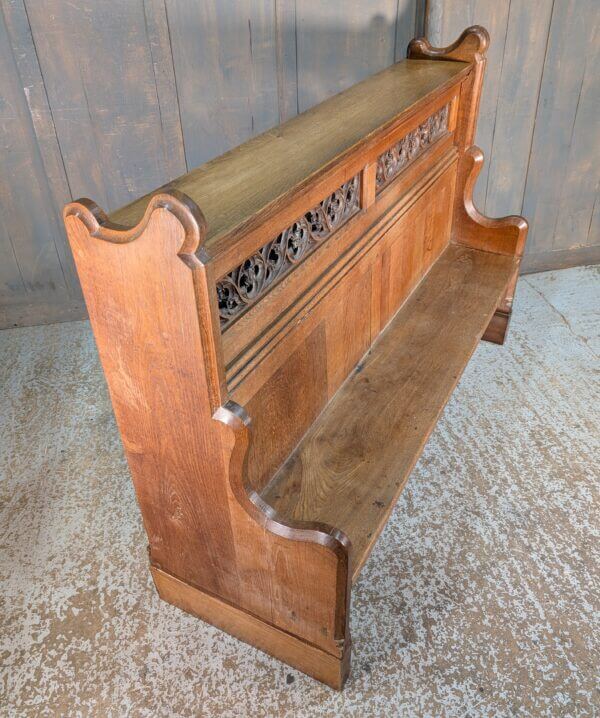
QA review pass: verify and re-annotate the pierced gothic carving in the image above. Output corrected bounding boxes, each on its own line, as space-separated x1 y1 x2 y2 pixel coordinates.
217 175 360 327
376 105 449 191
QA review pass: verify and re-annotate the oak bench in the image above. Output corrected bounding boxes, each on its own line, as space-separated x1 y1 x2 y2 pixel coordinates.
64 26 527 689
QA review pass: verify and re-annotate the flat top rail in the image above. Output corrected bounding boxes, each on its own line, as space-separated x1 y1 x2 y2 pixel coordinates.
109 59 469 261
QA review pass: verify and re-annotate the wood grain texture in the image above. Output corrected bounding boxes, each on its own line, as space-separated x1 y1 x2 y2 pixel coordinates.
295 1 399 112
481 309 511 345
423 3 510 208
61 24 530 688
109 60 469 260
395 0 420 61
152 566 350 689
548 2 600 252
453 147 528 258
483 0 554 218
408 24 489 62
275 0 299 123
165 0 280 168
263 244 518 580
0 0 80 297
224 150 459 400
0 0 422 327
522 0 597 255
64 194 350 688
2 1 594 331
520 244 600 275
228 165 451 490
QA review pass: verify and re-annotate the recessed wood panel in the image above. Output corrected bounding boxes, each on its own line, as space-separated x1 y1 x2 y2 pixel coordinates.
381 162 456 324
236 165 456 492
244 324 328 492
324 264 373 399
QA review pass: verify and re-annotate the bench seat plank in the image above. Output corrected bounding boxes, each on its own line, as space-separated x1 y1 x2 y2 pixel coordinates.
262 242 517 581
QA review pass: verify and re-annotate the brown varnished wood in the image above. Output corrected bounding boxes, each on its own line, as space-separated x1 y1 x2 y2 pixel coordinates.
230 161 457 494
64 194 350 687
210 82 460 281
62 25 528 689
408 25 490 63
263 244 518 580
454 147 527 342
108 60 469 265
408 26 528 344
409 27 489 159
222 140 458 386
151 566 350 689
454 147 528 258
482 309 512 345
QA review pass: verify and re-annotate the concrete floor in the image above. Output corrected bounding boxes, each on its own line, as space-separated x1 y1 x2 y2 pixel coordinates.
1 265 598 717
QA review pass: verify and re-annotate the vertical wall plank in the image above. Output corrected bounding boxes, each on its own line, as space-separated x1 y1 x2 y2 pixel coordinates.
588 186 600 246
484 0 553 218
427 0 600 266
522 0 593 253
551 4 600 250
0 207 24 300
586 187 600 247
433 0 511 209
413 0 426 39
394 0 419 61
166 0 280 168
1 0 80 296
295 1 399 112
275 0 299 123
2 1 597 328
0 9 68 300
24 0 185 211
0 0 423 327
142 0 187 180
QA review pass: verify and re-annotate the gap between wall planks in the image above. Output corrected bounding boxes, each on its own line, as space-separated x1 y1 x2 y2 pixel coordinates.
426 0 600 267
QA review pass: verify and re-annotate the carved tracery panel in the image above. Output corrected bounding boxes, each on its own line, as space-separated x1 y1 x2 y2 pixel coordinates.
216 175 360 328
376 104 449 191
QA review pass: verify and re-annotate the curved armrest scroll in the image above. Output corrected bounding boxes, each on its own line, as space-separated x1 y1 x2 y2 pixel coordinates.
408 25 489 63
457 147 528 258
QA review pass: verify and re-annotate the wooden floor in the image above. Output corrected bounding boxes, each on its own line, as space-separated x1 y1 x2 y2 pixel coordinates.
263 243 517 580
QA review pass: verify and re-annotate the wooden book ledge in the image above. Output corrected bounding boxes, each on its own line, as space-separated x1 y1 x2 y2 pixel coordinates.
64 25 527 689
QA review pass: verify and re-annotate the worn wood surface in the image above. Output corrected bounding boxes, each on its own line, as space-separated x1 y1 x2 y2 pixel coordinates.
484 0 554 218
523 0 600 255
62 25 529 686
151 566 351 689
222 139 456 383
109 60 468 262
233 158 458 493
3 3 597 329
262 243 517 580
64 194 351 688
295 2 399 112
0 10 70 308
427 0 600 267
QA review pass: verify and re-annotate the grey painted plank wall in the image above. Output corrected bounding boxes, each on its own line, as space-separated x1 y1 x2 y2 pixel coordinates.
0 0 421 328
0 1 597 328
427 0 600 271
